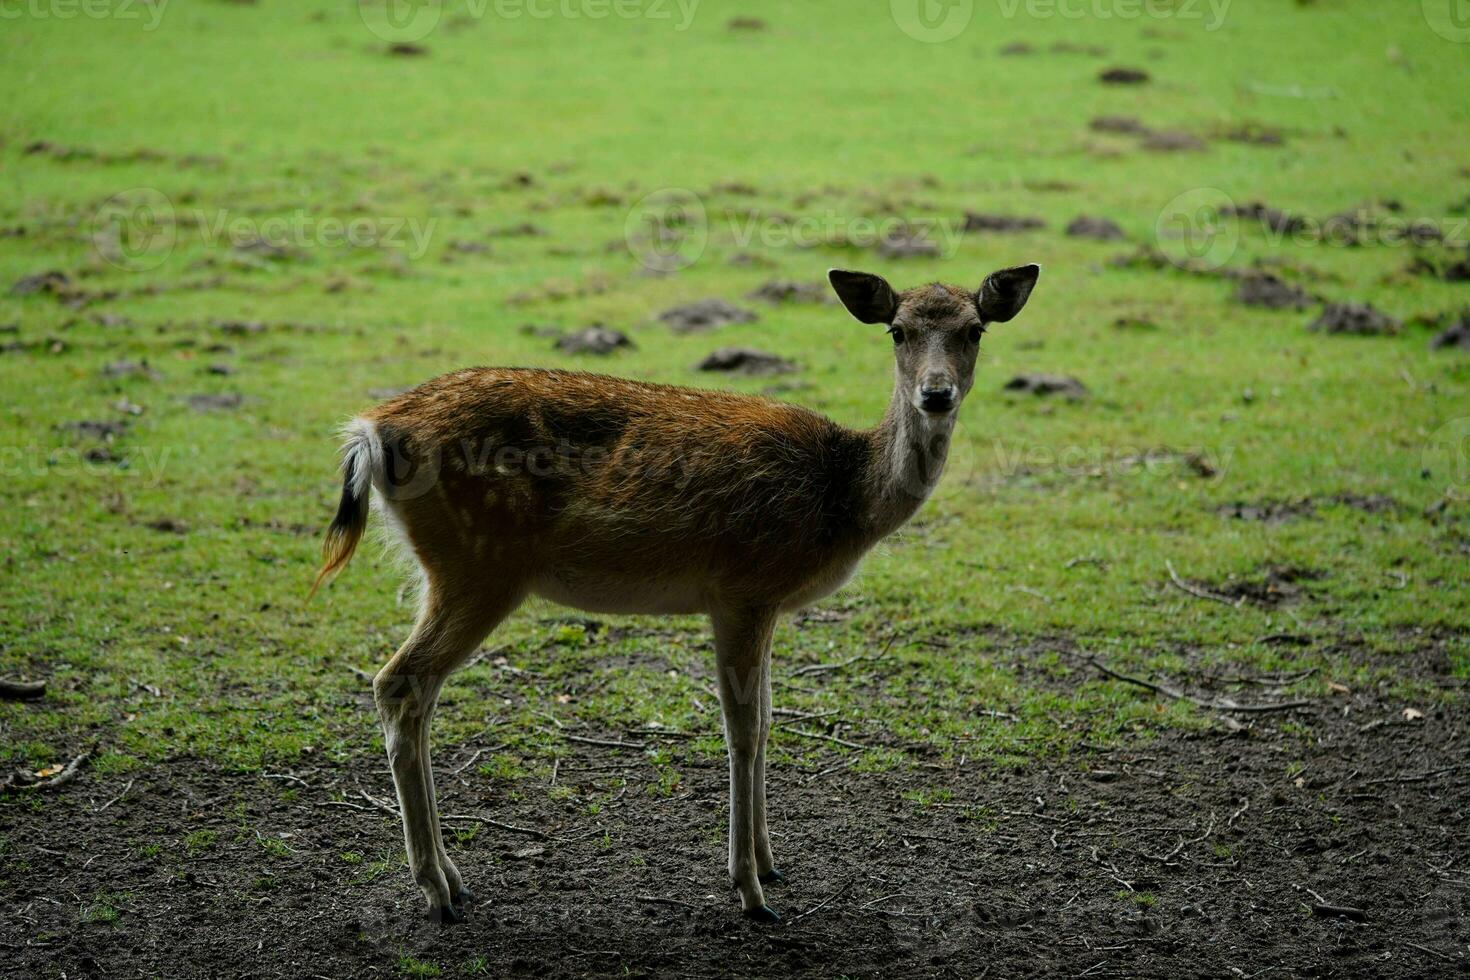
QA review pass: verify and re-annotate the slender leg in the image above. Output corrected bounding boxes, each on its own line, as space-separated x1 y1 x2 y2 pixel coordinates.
753 646 780 883
712 606 779 921
374 585 519 922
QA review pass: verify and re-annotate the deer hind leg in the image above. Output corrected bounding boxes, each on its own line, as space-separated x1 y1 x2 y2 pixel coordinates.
374 583 521 922
753 642 781 885
713 606 780 922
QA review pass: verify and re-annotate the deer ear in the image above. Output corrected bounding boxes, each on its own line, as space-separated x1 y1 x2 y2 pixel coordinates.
828 269 899 325
975 264 1040 324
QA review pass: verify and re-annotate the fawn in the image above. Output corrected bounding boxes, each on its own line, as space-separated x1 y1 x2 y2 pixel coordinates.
314 264 1040 922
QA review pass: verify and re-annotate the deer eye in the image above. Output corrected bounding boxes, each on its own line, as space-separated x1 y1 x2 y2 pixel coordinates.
967 324 985 344
889 326 906 345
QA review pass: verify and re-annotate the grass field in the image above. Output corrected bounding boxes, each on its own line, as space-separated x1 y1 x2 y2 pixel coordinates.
2 1 1468 976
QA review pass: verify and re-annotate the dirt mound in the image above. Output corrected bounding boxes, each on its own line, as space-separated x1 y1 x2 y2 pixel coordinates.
554 325 633 355
1309 303 1400 336
1235 273 1312 309
1429 313 1470 350
9 270 71 297
746 281 831 305
1216 499 1316 524
1065 216 1126 241
658 299 757 333
1140 130 1207 153
1210 565 1323 606
696 347 797 376
874 230 940 259
1090 116 1150 135
1099 66 1149 84
962 212 1045 233
1004 374 1088 398
1224 201 1306 234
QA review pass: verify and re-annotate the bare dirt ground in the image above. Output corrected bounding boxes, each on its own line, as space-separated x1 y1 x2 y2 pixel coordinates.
4 657 1467 980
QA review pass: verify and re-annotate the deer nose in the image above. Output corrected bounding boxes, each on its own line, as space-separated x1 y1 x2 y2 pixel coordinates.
919 385 956 414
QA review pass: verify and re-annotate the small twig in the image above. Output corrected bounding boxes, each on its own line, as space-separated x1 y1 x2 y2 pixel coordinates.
1364 763 1470 786
560 733 648 751
2 750 91 793
1089 658 1309 714
635 895 697 910
787 728 871 751
1165 560 1245 607
789 632 903 678
94 778 135 813
1310 903 1368 923
788 877 857 923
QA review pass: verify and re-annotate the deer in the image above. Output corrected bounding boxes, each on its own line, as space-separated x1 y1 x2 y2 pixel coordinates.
313 264 1040 924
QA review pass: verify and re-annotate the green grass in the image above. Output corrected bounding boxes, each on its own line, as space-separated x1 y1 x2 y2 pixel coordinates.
0 1 1467 789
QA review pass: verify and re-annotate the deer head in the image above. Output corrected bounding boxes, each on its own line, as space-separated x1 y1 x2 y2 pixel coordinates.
828 264 1040 419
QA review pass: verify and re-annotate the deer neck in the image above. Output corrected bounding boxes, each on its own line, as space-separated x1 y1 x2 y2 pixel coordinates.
858 373 955 541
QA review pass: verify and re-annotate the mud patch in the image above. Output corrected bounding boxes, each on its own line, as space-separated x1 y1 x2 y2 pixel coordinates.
1090 115 1150 135
696 347 797 376
746 281 832 305
659 299 758 333
1430 313 1470 351
1099 66 1150 84
874 229 940 259
1235 273 1314 310
1208 565 1325 606
1065 216 1126 241
554 325 634 355
1004 374 1088 399
1309 303 1401 336
1224 202 1306 234
962 212 1045 233
186 393 244 412
1140 130 1207 153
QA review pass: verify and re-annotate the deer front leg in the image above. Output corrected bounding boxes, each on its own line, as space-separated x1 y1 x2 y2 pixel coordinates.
712 607 780 922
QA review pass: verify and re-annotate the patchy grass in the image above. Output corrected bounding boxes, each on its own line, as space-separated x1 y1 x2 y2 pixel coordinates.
0 0 1465 876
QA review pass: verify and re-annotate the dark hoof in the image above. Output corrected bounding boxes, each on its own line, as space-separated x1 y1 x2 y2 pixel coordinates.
759 868 786 886
744 904 781 924
454 887 477 906
426 904 465 925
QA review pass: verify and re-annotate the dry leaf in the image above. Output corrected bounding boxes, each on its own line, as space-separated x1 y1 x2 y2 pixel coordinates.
1402 707 1424 721
34 765 62 778
1293 776 1306 789
1328 681 1351 695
